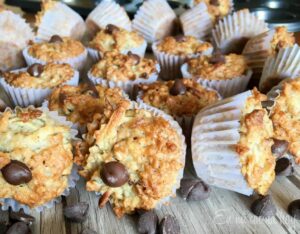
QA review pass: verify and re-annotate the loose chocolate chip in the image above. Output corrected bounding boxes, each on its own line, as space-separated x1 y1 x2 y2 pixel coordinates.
6 222 30 234
251 195 276 218
288 199 300 219
179 178 211 201
128 52 140 65
209 53 226 65
27 63 44 77
275 157 294 176
105 24 119 34
272 139 289 158
210 0 220 6
1 160 32 186
49 35 63 43
9 211 35 224
159 215 180 234
174 35 186 42
179 179 199 200
63 202 89 223
137 210 158 234
170 79 186 96
81 229 97 234
100 161 129 187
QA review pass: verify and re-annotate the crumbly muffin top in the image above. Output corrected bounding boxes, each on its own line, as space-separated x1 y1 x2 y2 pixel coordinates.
236 89 275 195
89 24 144 54
270 26 295 54
3 63 74 89
0 107 73 207
155 36 212 55
187 53 247 80
48 84 129 126
139 79 219 117
28 37 85 62
75 104 183 217
270 78 300 164
90 52 158 82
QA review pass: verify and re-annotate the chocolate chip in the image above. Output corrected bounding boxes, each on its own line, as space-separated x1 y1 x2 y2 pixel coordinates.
251 195 276 218
9 211 35 224
275 157 294 176
272 139 289 158
1 160 32 186
6 222 30 234
180 178 211 201
210 0 220 6
63 202 89 223
81 229 97 234
288 199 300 219
49 35 63 43
159 215 180 234
261 100 274 109
209 53 226 65
27 63 44 77
128 52 140 65
170 79 186 96
105 24 119 34
174 35 186 42
137 210 158 234
140 72 148 79
100 162 129 187
84 80 100 98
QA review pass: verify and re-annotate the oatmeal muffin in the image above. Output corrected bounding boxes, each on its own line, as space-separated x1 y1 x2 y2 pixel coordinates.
182 53 251 97
153 35 213 80
0 107 75 209
88 24 146 61
192 89 275 195
75 102 185 217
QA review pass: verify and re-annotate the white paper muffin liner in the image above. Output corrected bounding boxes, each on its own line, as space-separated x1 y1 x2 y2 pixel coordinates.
181 63 252 97
191 90 255 195
152 41 213 80
36 2 86 41
212 9 269 54
259 45 300 92
86 0 131 38
22 46 88 71
87 40 147 63
0 106 79 213
132 0 177 44
0 68 79 107
87 64 160 98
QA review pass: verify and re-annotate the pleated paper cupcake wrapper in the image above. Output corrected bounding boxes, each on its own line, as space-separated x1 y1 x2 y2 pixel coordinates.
191 90 255 195
259 45 300 92
132 0 177 43
87 64 160 98
87 40 147 63
22 46 88 71
0 69 79 107
181 63 252 97
152 41 213 80
212 9 269 54
36 2 86 41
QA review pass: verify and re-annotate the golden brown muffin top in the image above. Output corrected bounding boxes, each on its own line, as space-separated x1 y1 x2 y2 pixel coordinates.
270 78 300 164
0 107 73 207
89 24 144 54
3 63 74 89
187 53 247 80
75 104 183 217
236 89 275 195
48 84 129 126
155 35 213 55
90 52 158 82
270 26 295 54
139 79 219 117
28 37 85 62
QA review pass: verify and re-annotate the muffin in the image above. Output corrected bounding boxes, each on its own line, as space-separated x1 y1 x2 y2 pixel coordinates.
0 107 76 211
181 53 252 97
88 24 146 61
23 35 87 70
192 89 275 195
87 52 159 96
152 35 213 80
0 63 79 107
243 26 295 74
74 102 185 217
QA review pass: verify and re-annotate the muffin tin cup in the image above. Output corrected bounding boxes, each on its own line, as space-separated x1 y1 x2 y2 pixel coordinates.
191 90 256 196
0 68 79 107
22 46 88 71
152 41 213 80
0 106 79 213
181 63 252 97
36 2 86 41
259 45 300 92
